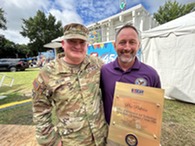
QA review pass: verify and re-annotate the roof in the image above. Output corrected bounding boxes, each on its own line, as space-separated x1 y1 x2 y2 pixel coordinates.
43 42 61 49
142 11 195 38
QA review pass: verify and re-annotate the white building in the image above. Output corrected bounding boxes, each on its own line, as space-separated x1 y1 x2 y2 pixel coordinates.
87 4 159 44
44 3 159 59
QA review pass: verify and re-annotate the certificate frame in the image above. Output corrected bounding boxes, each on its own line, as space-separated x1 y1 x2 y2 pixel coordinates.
108 82 164 146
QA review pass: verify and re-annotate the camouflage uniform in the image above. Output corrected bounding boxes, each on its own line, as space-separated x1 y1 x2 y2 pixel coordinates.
32 54 108 146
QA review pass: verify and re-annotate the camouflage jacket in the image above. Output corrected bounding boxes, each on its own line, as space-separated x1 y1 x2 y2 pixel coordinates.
32 54 108 146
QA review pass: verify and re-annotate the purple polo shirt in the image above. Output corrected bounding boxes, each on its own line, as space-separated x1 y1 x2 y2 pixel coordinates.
100 57 161 124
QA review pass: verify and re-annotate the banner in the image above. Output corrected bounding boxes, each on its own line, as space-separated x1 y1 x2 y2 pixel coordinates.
87 41 117 64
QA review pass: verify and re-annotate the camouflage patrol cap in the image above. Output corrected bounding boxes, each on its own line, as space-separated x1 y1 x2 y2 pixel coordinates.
63 23 89 41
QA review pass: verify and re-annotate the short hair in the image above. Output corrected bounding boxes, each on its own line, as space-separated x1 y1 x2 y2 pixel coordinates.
115 24 140 41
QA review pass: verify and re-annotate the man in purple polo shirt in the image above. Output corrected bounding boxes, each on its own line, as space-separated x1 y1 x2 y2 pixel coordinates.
100 24 161 126
101 24 161 146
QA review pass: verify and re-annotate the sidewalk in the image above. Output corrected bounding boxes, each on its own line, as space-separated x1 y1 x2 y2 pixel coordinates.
0 124 39 146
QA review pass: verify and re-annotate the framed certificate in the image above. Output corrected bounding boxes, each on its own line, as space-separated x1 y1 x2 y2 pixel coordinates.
108 82 164 146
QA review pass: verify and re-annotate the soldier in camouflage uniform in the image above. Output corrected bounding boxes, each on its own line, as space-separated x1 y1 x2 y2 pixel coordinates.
32 23 108 146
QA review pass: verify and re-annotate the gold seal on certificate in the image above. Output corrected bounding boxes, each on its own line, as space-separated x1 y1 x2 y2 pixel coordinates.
125 134 138 146
108 82 164 146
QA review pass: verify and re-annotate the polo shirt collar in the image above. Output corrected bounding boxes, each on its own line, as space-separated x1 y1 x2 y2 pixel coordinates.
113 56 141 71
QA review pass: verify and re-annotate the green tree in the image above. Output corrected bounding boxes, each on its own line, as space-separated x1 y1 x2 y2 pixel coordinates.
0 38 17 58
0 8 6 30
154 0 195 24
0 36 29 58
20 10 63 56
15 44 30 58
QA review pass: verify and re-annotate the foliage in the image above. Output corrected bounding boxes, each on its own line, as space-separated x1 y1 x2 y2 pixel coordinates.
0 38 16 58
0 8 6 30
20 10 63 56
0 37 29 58
154 0 195 24
1 9 62 58
15 44 30 57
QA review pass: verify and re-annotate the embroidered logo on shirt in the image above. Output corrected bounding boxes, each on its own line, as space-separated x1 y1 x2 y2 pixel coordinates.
135 78 147 86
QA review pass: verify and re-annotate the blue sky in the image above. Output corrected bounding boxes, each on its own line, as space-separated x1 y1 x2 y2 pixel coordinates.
0 0 194 44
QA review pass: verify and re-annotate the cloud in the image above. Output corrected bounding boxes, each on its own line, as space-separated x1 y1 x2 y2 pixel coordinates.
2 0 49 30
3 29 30 44
49 0 83 25
0 0 86 44
0 0 194 45
0 0 50 44
76 0 119 25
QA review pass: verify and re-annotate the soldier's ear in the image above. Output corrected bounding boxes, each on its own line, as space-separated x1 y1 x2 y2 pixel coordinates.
62 40 65 46
61 40 66 52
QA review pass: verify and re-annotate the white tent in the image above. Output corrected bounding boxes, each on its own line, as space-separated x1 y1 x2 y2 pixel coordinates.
43 36 63 49
43 36 64 58
43 42 61 49
141 12 195 104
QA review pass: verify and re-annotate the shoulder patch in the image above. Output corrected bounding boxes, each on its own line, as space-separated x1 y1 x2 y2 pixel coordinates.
33 79 41 90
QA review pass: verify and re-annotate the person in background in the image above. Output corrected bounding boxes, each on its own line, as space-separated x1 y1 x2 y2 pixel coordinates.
32 23 108 146
100 24 161 146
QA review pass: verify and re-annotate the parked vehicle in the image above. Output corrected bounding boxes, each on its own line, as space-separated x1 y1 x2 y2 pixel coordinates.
0 58 27 72
20 58 29 68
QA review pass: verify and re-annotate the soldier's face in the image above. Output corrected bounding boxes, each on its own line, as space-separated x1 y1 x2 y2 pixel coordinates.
62 39 88 64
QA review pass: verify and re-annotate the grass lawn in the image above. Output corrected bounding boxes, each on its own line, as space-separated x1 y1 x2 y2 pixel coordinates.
0 68 39 96
0 68 195 146
0 68 39 125
162 99 195 146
